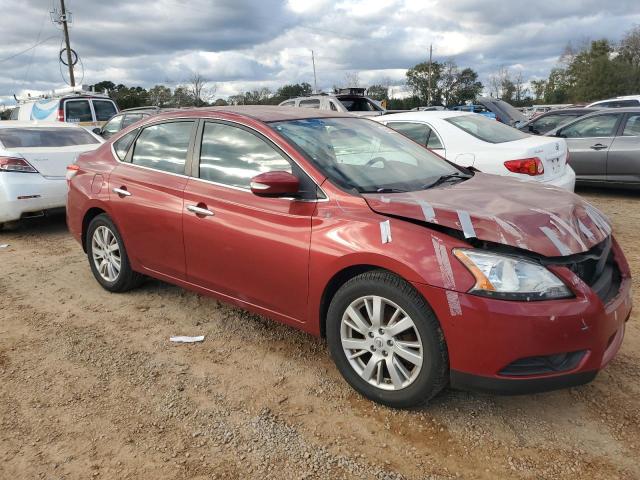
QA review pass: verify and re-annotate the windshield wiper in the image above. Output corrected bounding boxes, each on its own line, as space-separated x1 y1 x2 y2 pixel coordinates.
422 173 471 189
359 187 408 194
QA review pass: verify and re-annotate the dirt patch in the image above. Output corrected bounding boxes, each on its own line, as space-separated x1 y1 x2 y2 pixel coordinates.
1 187 639 479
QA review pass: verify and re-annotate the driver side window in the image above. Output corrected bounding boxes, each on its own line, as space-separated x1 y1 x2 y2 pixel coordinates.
560 114 620 138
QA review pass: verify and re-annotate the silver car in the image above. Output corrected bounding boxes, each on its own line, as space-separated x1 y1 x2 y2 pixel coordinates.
546 108 640 187
279 88 385 117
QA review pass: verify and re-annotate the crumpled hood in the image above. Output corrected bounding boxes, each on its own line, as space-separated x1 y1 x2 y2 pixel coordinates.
363 173 611 257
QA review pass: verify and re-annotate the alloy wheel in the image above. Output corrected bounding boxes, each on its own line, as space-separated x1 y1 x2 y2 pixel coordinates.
91 225 121 282
340 295 423 391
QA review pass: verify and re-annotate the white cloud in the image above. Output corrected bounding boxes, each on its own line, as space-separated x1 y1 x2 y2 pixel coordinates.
1 0 640 105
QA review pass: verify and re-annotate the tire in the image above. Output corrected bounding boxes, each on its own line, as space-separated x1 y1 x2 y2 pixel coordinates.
326 270 449 408
86 213 144 292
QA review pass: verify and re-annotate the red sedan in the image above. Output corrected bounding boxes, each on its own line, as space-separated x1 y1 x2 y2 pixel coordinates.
66 106 632 408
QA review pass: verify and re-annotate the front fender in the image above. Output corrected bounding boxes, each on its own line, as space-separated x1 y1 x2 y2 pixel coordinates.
307 203 476 334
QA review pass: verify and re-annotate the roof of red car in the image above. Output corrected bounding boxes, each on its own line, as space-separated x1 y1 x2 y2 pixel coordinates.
154 105 352 123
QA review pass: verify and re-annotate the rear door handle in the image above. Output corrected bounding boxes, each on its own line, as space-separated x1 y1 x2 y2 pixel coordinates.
113 187 131 197
187 205 214 217
590 143 608 150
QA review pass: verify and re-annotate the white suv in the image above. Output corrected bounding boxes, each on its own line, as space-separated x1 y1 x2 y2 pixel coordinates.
279 88 384 116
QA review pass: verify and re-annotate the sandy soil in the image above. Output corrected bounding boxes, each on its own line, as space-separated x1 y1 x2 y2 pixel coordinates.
1 187 639 480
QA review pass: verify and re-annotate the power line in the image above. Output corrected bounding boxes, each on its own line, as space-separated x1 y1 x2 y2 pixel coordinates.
0 35 59 64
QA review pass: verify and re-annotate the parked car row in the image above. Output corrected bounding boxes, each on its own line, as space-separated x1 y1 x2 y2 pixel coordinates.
0 121 102 225
374 110 575 191
59 105 631 408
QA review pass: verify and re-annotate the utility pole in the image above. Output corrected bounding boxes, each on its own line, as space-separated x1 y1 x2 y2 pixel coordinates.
311 50 318 94
59 0 75 86
427 44 432 106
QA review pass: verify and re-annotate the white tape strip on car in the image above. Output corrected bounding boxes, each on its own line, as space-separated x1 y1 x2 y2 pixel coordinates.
380 220 392 244
577 218 596 241
456 210 476 239
417 200 437 223
533 209 587 251
432 236 462 316
540 226 572 256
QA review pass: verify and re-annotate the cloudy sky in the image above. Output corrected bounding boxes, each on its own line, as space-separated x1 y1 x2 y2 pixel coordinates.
1 0 640 105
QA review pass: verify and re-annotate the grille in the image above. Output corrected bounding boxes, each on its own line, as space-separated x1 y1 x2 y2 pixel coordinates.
553 237 621 305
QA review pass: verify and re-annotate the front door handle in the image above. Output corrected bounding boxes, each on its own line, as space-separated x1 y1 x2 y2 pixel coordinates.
187 204 214 217
590 143 608 151
113 187 131 197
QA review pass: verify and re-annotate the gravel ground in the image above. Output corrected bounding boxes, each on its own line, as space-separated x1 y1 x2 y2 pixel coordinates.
1 186 639 479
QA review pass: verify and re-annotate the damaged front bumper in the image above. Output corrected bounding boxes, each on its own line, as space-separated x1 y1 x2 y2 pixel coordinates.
412 237 632 395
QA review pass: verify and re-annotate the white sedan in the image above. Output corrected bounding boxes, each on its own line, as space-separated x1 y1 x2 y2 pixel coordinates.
374 111 576 191
0 121 102 228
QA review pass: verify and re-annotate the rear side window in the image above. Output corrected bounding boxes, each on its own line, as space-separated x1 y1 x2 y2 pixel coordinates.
121 113 143 129
0 127 99 148
446 114 529 143
102 115 123 135
9 108 18 120
622 114 640 136
299 99 320 109
113 130 138 160
387 122 444 150
387 122 429 145
531 114 581 133
65 100 93 122
92 100 117 121
281 101 295 107
131 122 194 174
560 114 620 138
199 122 291 188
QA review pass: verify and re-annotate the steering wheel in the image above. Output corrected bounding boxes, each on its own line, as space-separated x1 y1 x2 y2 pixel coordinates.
365 156 387 168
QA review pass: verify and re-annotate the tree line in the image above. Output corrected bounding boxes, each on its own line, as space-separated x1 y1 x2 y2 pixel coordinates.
491 25 640 106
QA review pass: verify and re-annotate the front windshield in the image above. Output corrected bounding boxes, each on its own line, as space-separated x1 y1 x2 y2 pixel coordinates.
270 117 461 193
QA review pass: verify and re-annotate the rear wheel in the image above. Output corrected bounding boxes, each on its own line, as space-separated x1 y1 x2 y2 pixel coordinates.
326 270 448 408
86 214 143 292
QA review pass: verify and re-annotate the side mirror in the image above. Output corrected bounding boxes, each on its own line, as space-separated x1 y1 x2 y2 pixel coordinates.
250 171 300 198
92 127 102 135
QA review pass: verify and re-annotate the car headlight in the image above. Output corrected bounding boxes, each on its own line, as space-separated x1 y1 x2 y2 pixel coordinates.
453 249 572 301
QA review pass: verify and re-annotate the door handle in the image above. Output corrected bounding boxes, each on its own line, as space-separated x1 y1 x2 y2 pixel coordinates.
112 187 131 197
187 205 214 217
590 143 608 151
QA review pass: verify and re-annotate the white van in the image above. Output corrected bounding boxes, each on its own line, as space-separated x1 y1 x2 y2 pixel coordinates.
12 86 119 129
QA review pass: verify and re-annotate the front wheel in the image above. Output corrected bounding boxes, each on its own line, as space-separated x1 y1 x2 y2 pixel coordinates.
326 270 449 408
86 214 143 292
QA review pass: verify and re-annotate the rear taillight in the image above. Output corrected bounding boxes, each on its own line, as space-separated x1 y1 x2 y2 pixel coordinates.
504 157 544 176
66 164 80 183
0 156 38 173
57 107 64 122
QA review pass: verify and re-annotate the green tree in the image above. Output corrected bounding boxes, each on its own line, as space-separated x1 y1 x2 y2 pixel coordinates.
273 83 313 103
366 84 389 101
148 85 172 107
450 67 483 105
406 61 443 105
172 86 194 107
530 80 547 101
